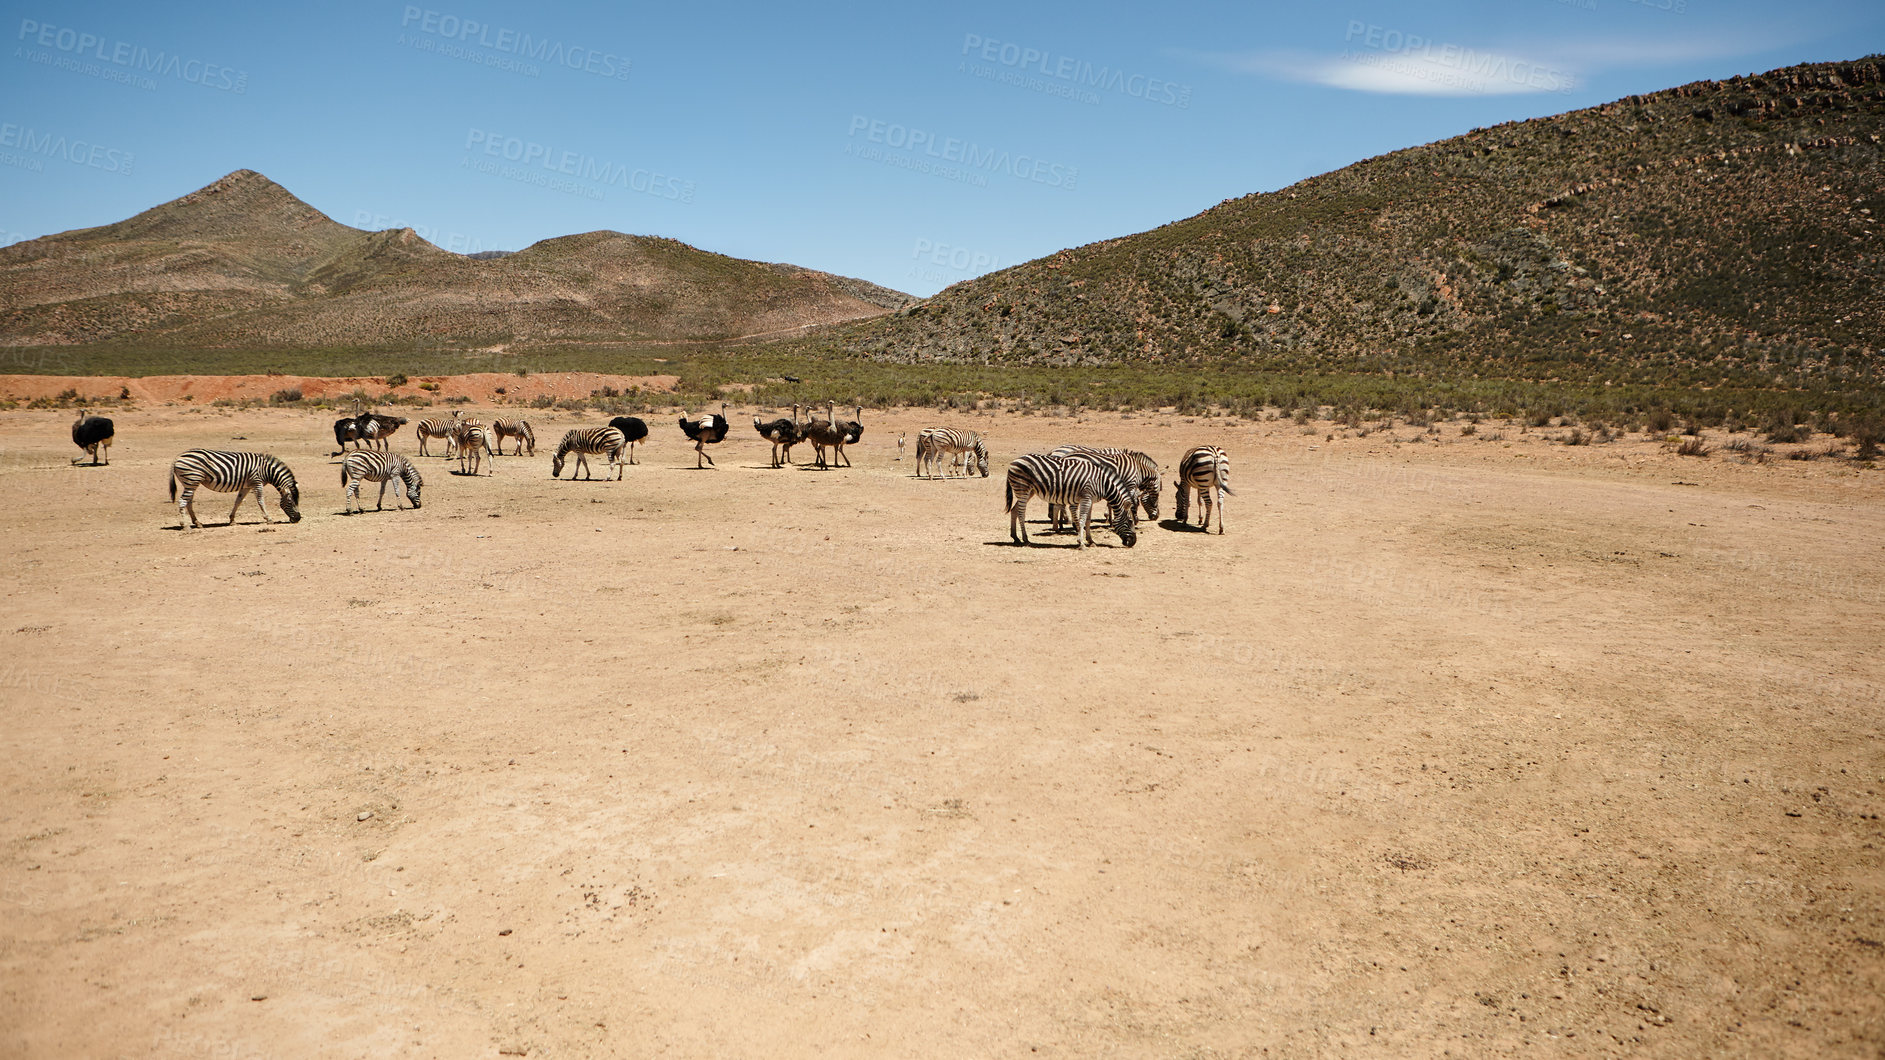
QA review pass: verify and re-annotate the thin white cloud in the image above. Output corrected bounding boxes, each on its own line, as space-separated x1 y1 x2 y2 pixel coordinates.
1173 23 1789 98
1180 46 1577 97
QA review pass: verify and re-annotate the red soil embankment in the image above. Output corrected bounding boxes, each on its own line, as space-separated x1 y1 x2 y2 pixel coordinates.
0 371 680 404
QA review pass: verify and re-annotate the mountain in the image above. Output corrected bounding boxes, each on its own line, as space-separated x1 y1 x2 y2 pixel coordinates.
843 58 1885 396
0 170 913 349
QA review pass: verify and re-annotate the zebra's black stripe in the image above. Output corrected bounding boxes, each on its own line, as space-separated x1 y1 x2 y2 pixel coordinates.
168 449 301 528
1004 453 1137 549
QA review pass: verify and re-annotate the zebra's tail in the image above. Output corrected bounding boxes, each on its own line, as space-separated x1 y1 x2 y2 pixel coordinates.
168 470 177 503
1003 479 1014 513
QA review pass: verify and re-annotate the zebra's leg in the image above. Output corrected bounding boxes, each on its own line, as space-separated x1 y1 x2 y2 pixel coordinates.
1077 497 1094 548
227 485 251 525
180 485 200 528
377 477 389 510
1010 489 1031 545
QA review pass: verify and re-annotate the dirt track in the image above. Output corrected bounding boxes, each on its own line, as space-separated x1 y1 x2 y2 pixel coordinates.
1 402 1881 1058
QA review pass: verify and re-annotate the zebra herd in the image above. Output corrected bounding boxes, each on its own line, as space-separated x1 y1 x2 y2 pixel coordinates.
979 440 1231 549
116 405 1236 541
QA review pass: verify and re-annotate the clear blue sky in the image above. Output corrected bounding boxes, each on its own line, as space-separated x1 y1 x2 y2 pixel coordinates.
2 0 1879 296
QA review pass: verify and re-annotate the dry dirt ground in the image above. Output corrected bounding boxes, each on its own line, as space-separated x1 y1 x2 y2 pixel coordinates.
1 398 1881 1059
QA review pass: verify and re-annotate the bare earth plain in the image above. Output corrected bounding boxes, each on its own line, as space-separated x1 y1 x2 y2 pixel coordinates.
1 395 1881 1058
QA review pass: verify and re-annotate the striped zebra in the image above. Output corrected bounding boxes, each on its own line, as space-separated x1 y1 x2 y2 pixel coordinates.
1004 453 1138 549
168 449 301 528
1175 446 1232 534
916 427 988 479
456 424 495 476
415 412 461 457
341 451 423 512
1047 445 1161 529
551 426 627 481
492 419 535 456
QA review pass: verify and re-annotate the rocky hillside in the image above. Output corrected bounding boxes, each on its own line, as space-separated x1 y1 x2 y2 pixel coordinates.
0 170 913 349
845 58 1885 394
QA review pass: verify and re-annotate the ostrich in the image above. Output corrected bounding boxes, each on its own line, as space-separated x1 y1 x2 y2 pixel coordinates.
801 401 851 470
71 410 114 465
836 404 864 448
333 416 365 452
677 402 729 468
607 416 649 464
752 403 804 468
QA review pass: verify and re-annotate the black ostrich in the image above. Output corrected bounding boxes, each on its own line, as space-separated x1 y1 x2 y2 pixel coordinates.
677 403 729 468
801 401 852 469
752 403 804 468
607 416 650 464
333 416 365 452
71 410 114 465
836 404 864 446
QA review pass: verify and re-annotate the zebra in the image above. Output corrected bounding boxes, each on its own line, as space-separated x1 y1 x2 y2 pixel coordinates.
492 419 535 456
1004 453 1138 549
168 449 301 528
916 427 988 479
1175 446 1232 534
341 451 423 512
1047 445 1161 529
456 424 495 475
551 426 627 480
415 412 461 457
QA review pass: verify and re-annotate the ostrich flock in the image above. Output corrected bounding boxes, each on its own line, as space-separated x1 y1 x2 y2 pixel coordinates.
65 402 1233 545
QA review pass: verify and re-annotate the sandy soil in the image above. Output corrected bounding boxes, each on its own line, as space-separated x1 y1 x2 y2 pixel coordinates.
1 400 1881 1058
0 372 679 405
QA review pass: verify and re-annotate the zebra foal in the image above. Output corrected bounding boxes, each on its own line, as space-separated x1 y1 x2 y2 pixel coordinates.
168 449 301 528
552 427 627 480
1175 446 1232 534
1004 453 1138 549
341 451 423 512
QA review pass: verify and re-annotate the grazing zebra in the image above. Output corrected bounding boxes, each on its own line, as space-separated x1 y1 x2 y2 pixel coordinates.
168 449 301 528
492 419 535 456
341 451 423 512
1047 445 1161 529
552 426 627 480
919 426 995 480
456 424 495 475
1004 453 1138 549
415 412 461 457
1175 446 1232 534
